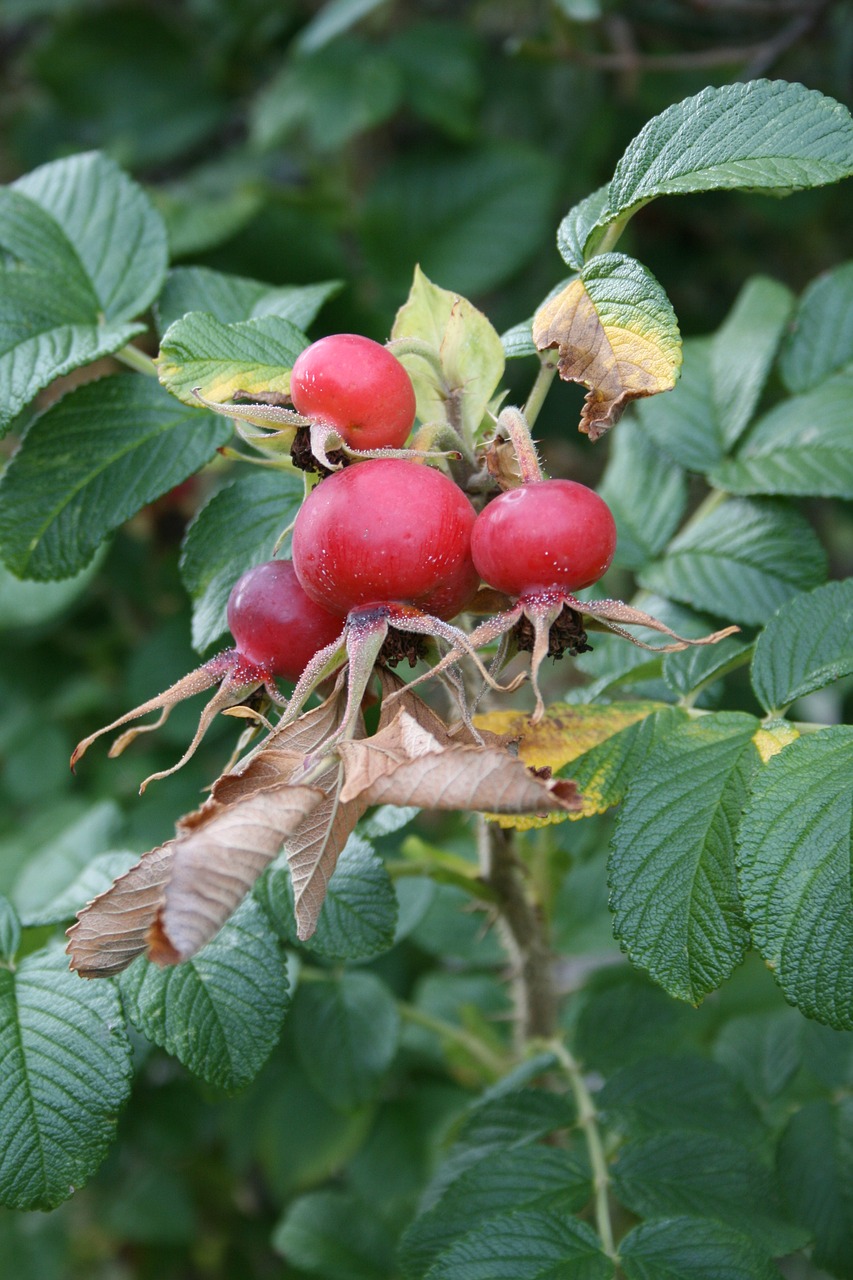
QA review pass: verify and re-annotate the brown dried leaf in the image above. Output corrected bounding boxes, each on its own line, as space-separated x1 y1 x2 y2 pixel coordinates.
67 844 175 977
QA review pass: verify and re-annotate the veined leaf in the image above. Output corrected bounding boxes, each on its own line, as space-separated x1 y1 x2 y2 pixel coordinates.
533 253 681 440
273 1188 396 1280
155 266 341 336
179 470 305 652
711 370 853 499
158 312 309 407
0 376 231 580
556 184 611 270
751 578 853 714
610 712 758 1003
119 895 289 1093
292 971 400 1110
424 1209 610 1280
639 497 827 626
779 259 853 393
634 337 722 474
663 633 752 701
598 418 687 570
737 727 853 1028
710 276 794 450
0 944 132 1210
619 1215 782 1280
778 1099 853 1279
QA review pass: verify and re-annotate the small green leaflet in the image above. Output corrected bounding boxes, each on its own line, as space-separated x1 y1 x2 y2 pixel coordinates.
779 259 853 393
0 944 132 1211
610 713 758 1003
158 312 309 407
751 578 853 714
179 470 306 652
634 338 722 475
619 1216 782 1280
709 276 794 450
556 185 610 271
0 376 231 580
423 1209 611 1280
663 633 752 702
737 727 853 1029
119 896 289 1093
292 971 400 1110
639 497 827 627
711 370 853 500
778 1100 853 1279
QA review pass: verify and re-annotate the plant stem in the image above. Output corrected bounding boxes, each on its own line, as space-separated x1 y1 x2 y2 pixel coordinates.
523 356 559 428
114 344 158 377
476 819 558 1047
549 1038 618 1265
398 1001 507 1077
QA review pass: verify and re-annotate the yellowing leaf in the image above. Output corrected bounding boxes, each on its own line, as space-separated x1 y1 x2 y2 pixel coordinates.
533 253 681 440
753 719 800 763
158 312 308 407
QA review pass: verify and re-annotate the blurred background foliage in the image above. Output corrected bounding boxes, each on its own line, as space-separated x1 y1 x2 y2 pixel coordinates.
1 2 852 1276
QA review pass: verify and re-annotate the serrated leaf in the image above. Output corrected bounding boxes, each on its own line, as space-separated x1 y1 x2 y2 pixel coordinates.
779 259 853 393
13 151 168 323
737 727 853 1028
599 1055 764 1144
751 578 853 714
292 971 400 1110
663 633 752 700
24 851 139 927
599 418 687 570
119 895 288 1092
424 1208 611 1280
0 944 132 1210
556 184 611 269
391 266 505 441
179 470 305 651
158 312 308 407
639 497 827 626
619 1215 781 1280
261 833 397 962
601 80 853 242
634 337 722 474
713 1010 804 1104
778 1099 853 1279
11 800 123 924
613 1130 807 1255
401 1146 591 1280
711 370 853 499
500 320 538 360
710 276 794 449
155 266 341 336
273 1188 396 1280
533 253 681 440
0 895 21 965
610 713 758 1003
0 376 231 580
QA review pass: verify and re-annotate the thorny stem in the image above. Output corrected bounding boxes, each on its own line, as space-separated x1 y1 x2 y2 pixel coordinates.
398 1002 507 1077
476 818 558 1048
549 1038 618 1266
115 344 158 376
497 406 543 485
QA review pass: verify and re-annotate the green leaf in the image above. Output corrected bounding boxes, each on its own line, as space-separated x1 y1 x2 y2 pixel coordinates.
292 971 400 1110
613 1130 807 1255
598 418 687 571
119 896 288 1093
610 713 758 1003
424 1209 611 1280
179 470 305 651
779 259 853 393
391 266 505 441
0 187 98 311
401 1146 591 1279
639 498 827 626
0 943 132 1210
737 727 853 1028
713 1010 804 1104
711 370 853 499
260 834 398 962
598 1055 764 1145
25 852 139 927
14 151 168 324
565 706 686 819
663 634 752 701
273 1188 396 1280
533 253 682 440
619 1216 782 1280
778 1099 853 1278
574 970 700 1074
594 80 853 256
294 0 389 54
0 376 231 580
0 896 20 965
635 338 722 474
751 578 853 714
158 312 308 407
556 185 611 271
10 800 122 924
710 277 794 449
155 266 341 336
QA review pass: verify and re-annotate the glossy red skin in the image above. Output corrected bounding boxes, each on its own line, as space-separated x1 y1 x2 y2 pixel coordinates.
226 560 342 681
290 334 416 450
471 479 617 597
292 459 480 619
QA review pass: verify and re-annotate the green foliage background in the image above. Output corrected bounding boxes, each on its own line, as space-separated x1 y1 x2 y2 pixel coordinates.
1 2 853 1278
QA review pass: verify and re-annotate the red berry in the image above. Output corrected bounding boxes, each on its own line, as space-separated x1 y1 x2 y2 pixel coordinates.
470 479 617 597
226 560 342 681
290 334 416 450
292 459 479 619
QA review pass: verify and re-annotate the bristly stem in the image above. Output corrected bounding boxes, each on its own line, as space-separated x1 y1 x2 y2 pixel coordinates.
496 406 544 485
115 344 158 377
549 1038 618 1265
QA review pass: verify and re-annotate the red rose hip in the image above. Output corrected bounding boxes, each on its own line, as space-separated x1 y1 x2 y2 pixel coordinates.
290 334 416 450
226 560 342 681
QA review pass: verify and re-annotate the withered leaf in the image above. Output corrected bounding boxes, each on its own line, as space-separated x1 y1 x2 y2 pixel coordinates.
532 254 681 440
66 844 175 977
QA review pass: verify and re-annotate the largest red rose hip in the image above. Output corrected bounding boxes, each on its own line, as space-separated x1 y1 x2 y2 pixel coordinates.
292 459 479 619
471 478 617 597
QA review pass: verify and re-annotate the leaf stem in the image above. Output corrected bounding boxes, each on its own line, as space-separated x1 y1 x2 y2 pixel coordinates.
523 356 559 428
114 344 158 377
397 1001 507 1077
548 1038 618 1265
